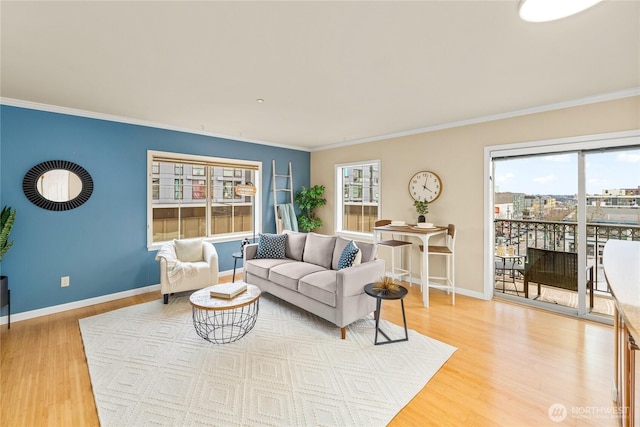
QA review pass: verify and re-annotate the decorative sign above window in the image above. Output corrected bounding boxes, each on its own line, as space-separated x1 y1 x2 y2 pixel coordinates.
235 183 257 196
23 160 94 211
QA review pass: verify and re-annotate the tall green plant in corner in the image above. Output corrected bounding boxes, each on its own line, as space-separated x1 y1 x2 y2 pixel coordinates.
0 206 16 262
295 185 327 232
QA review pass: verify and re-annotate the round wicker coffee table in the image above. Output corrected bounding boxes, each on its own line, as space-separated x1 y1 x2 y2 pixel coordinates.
189 283 261 344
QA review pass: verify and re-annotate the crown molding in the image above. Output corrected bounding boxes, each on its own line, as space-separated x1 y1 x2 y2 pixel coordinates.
3 88 638 153
0 97 312 153
311 88 640 152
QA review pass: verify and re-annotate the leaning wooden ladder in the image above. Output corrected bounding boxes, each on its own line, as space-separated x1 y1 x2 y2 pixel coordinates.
272 160 293 233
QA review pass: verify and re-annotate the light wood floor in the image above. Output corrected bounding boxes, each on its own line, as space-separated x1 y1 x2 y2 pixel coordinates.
1 276 617 427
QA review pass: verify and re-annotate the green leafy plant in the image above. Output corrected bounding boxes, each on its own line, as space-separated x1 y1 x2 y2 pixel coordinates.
413 199 429 215
295 185 327 232
0 206 16 262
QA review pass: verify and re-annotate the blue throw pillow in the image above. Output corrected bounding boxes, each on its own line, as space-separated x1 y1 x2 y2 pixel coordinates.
338 240 360 270
254 233 287 259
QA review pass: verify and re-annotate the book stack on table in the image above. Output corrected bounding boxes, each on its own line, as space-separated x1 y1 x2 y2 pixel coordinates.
209 282 248 299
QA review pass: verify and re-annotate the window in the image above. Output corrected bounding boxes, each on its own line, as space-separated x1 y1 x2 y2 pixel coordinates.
152 178 159 200
148 151 261 247
336 161 380 234
223 182 234 199
174 179 183 200
192 180 206 199
485 130 640 321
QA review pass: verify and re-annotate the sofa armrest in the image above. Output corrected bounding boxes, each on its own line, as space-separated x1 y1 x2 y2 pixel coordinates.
203 241 218 263
244 243 258 261
336 259 386 298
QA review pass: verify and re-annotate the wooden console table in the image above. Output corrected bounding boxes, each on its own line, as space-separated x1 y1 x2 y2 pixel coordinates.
603 240 640 427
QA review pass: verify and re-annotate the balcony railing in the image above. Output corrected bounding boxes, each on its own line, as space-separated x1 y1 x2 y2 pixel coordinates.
494 219 640 305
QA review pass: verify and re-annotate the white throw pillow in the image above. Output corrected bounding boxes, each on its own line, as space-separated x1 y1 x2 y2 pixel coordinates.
174 239 203 262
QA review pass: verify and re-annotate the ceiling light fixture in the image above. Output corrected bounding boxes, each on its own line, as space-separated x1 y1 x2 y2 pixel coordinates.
256 98 264 103
519 0 603 23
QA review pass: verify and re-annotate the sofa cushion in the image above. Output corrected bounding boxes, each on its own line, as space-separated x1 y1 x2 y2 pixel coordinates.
283 230 307 261
298 270 338 307
303 233 336 269
357 241 377 263
269 262 326 291
337 240 361 270
255 233 287 259
174 239 203 262
245 258 295 279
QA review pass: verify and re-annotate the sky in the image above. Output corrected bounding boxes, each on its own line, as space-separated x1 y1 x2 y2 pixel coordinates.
494 149 640 195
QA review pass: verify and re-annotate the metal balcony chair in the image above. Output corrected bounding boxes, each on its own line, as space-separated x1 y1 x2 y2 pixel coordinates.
494 256 525 295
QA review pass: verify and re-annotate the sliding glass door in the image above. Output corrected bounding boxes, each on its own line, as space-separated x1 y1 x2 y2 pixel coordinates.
583 149 640 316
493 153 579 312
488 137 640 321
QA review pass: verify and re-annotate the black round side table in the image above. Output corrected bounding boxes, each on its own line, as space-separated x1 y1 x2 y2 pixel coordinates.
232 252 243 282
364 283 409 345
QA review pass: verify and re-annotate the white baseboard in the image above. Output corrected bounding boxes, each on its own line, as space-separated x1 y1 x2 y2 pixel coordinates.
0 284 162 326
406 277 487 300
0 269 240 326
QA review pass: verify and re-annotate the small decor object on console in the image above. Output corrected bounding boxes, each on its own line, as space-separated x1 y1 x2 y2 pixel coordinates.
413 199 429 223
210 282 248 299
372 276 401 294
240 238 251 255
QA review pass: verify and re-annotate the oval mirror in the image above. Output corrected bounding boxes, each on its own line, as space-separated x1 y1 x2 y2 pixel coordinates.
37 169 83 202
23 160 93 211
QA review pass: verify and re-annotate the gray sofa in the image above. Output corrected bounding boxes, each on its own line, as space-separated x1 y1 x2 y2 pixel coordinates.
243 232 385 339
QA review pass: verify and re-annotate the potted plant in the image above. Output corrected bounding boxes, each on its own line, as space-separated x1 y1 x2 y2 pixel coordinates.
1 205 16 328
413 199 429 223
0 206 16 261
295 185 327 232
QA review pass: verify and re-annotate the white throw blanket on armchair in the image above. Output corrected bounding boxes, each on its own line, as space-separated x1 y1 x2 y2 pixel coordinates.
155 244 198 290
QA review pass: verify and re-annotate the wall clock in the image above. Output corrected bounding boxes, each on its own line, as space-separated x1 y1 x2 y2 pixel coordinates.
408 170 442 202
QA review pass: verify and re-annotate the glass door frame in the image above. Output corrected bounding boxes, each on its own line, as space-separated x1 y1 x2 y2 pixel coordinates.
483 130 640 322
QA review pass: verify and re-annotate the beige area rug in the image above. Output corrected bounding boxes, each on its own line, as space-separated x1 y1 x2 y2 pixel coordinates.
79 293 456 427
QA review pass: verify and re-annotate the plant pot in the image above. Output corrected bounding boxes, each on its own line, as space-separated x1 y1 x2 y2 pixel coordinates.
0 275 9 329
418 215 426 223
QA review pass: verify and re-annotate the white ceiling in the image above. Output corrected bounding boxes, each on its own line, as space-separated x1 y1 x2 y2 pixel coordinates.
1 1 639 150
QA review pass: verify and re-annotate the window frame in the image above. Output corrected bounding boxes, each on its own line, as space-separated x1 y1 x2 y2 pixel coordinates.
335 159 381 238
483 130 640 317
147 150 262 250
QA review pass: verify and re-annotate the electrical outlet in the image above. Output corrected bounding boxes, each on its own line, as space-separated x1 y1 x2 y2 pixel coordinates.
61 276 70 287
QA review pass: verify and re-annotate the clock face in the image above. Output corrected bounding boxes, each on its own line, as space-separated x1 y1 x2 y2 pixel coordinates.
409 171 442 202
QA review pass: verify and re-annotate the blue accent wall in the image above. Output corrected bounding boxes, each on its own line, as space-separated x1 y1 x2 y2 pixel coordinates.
0 105 310 314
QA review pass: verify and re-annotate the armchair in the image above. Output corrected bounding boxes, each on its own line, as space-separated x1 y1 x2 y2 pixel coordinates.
156 239 219 303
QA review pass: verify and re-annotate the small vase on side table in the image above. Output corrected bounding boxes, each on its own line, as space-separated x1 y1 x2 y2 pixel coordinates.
1 275 9 329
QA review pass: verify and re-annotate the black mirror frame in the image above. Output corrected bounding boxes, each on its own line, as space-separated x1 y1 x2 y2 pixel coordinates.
23 160 94 211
